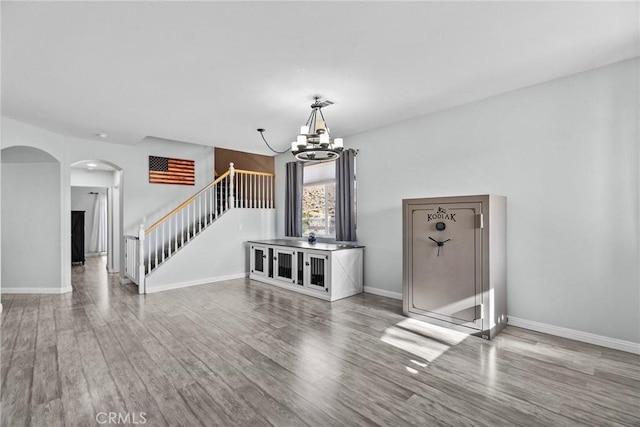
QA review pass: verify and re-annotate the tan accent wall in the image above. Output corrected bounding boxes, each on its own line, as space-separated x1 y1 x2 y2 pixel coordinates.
215 148 274 176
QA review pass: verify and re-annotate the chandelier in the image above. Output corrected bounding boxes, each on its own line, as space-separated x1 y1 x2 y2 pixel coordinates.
291 97 343 161
257 97 344 161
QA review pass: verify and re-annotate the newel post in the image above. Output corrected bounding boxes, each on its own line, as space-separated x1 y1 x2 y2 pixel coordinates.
137 223 146 294
229 162 235 208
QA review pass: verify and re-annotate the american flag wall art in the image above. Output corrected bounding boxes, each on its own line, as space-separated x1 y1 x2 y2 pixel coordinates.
149 156 195 185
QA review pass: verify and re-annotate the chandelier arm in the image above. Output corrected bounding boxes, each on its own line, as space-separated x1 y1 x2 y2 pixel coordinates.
318 108 330 137
258 129 289 154
305 108 316 131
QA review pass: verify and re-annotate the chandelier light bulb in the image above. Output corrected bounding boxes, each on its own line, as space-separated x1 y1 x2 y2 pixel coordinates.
334 138 343 148
300 125 309 134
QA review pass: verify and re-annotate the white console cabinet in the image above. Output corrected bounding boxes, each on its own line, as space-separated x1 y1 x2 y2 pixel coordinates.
248 240 364 302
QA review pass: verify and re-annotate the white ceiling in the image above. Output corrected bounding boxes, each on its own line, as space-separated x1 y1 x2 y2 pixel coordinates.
2 1 638 155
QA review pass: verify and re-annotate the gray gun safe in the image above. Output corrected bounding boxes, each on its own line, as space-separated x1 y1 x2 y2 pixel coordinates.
403 195 507 339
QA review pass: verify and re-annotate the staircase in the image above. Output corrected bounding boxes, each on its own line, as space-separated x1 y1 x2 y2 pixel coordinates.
124 163 275 293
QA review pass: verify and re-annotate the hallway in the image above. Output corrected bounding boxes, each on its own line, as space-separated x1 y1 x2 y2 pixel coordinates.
2 256 639 426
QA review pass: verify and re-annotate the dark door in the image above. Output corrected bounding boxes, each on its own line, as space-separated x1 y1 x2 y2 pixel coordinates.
71 210 85 264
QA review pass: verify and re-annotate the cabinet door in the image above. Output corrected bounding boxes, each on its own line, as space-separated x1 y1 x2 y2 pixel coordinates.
409 202 482 329
250 245 267 277
275 249 296 285
304 252 329 292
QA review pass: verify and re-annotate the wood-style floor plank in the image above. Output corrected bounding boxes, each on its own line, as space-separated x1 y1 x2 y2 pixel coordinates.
1 255 639 426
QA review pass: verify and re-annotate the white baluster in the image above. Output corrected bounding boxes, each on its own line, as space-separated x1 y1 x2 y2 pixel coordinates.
204 188 208 225
191 201 195 239
154 229 158 269
174 214 178 254
187 202 190 238
208 189 211 226
210 186 213 221
240 173 244 208
222 178 226 212
161 222 165 262
138 224 145 294
214 181 218 218
229 162 235 208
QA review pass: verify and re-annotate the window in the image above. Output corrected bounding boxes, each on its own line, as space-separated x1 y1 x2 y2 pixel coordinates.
303 161 335 236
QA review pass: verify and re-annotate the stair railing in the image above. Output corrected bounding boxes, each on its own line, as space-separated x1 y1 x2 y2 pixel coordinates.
234 169 275 209
124 162 275 294
144 163 235 275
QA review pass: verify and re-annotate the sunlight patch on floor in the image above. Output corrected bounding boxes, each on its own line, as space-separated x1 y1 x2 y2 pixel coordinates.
381 318 469 363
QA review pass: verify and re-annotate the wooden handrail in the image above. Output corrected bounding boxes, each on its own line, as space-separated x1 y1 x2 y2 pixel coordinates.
145 170 231 234
234 169 275 177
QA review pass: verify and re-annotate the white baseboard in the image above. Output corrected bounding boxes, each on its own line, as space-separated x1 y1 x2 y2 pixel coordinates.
146 272 248 294
363 286 402 300
2 285 73 294
86 252 107 258
508 316 640 355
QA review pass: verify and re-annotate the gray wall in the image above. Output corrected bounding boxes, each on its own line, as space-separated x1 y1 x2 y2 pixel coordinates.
146 209 276 291
2 162 62 290
70 186 107 255
1 119 216 288
276 58 639 343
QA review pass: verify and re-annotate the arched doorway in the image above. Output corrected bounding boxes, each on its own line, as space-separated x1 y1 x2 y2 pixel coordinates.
70 160 124 275
1 146 65 293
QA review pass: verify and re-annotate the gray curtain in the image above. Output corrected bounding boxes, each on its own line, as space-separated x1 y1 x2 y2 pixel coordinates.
335 149 357 241
285 161 303 237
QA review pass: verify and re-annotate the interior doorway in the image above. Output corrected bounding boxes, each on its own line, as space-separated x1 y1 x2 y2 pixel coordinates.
70 160 123 275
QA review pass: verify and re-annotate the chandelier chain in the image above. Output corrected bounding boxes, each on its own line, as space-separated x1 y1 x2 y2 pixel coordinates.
258 129 289 154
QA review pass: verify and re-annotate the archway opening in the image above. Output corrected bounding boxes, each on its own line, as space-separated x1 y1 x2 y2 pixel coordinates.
70 160 124 276
1 146 64 293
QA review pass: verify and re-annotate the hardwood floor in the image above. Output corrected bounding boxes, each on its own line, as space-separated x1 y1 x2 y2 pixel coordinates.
1 256 639 426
